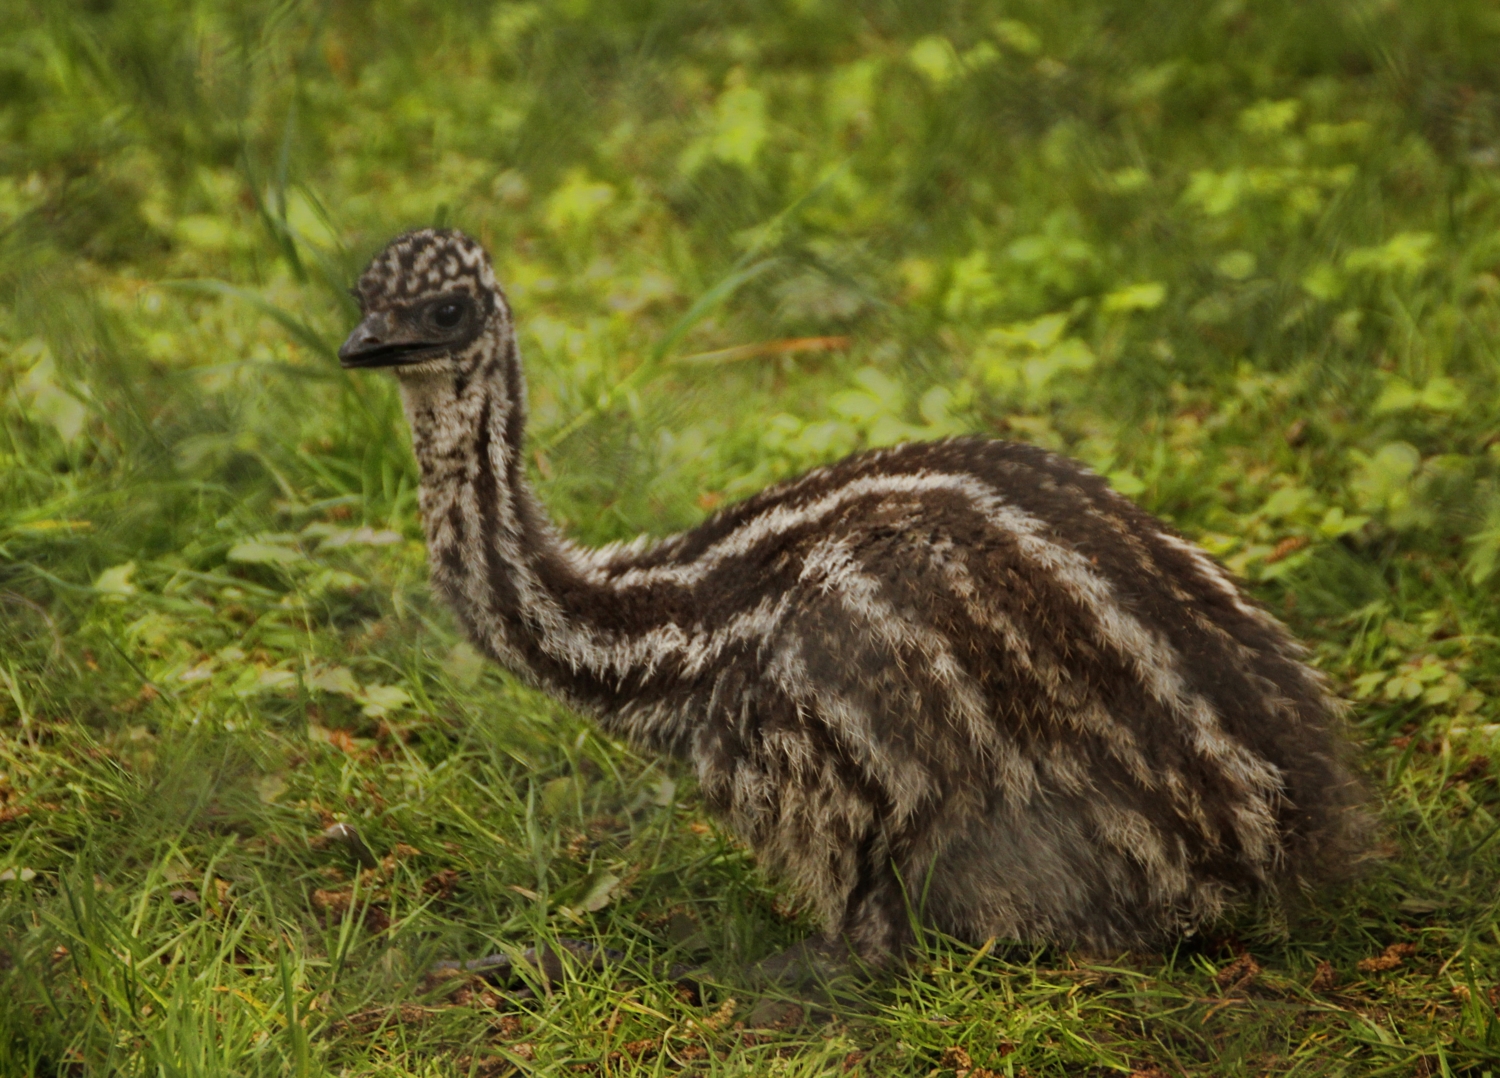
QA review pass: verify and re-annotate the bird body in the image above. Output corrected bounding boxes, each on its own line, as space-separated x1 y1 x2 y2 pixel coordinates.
341 229 1366 962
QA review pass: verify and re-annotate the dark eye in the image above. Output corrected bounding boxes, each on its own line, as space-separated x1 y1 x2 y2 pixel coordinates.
432 301 464 329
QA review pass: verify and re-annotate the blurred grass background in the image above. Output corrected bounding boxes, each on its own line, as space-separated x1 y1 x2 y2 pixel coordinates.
3 0 1500 1074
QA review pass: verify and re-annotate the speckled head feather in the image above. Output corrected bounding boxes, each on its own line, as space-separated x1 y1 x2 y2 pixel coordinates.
354 228 500 308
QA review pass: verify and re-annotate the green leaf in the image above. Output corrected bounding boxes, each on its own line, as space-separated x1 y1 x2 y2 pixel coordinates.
306 665 360 697
1022 338 1096 389
251 669 297 694
679 72 769 174
987 313 1068 352
1239 99 1301 137
1260 485 1316 521
1101 282 1165 313
541 777 573 815
1343 232 1436 276
227 541 303 566
1372 378 1421 414
580 872 622 912
992 19 1041 55
1301 264 1344 301
1318 506 1370 539
709 82 768 166
256 774 288 804
94 561 138 598
1373 376 1461 415
1420 376 1463 412
909 36 960 86
360 684 413 717
16 341 90 444
1215 251 1256 280
943 250 1002 318
544 170 616 231
317 526 403 549
828 389 882 424
1349 442 1421 517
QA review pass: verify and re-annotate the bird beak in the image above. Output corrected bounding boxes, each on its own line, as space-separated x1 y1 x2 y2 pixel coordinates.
338 312 437 369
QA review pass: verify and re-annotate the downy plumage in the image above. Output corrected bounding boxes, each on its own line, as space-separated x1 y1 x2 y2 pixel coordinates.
339 228 1366 965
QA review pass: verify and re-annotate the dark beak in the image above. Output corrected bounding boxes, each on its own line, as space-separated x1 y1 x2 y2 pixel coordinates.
338 312 439 369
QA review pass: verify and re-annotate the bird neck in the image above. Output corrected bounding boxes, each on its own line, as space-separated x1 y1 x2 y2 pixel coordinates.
395 338 657 730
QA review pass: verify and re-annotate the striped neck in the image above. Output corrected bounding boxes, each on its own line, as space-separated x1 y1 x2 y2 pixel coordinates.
396 338 615 712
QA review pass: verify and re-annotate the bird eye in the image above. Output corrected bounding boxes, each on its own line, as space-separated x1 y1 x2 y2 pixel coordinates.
432 302 464 329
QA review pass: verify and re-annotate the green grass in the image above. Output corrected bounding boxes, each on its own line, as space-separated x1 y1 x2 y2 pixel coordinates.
3 0 1500 1073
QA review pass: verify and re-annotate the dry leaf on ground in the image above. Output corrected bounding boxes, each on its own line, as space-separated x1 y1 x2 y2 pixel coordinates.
1214 952 1261 989
1358 943 1416 973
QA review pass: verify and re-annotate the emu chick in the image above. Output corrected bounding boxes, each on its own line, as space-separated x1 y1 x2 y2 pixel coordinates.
338 229 1366 961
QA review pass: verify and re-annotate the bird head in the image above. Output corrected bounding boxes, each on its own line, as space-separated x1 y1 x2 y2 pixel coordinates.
339 228 510 378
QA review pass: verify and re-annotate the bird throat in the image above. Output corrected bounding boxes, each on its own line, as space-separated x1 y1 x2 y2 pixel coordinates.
395 354 583 690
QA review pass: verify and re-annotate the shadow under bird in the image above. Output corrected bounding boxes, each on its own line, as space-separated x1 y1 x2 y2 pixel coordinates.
338 228 1367 978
